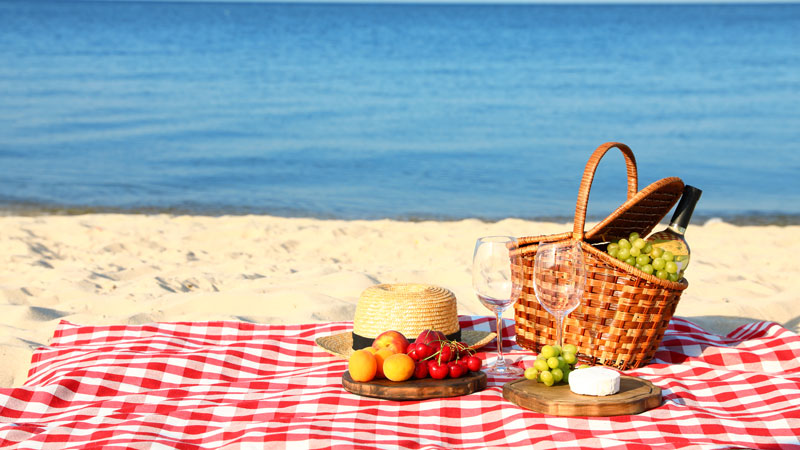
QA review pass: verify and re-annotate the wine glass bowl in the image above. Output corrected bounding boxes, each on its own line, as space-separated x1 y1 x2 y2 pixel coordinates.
533 241 586 350
472 236 523 376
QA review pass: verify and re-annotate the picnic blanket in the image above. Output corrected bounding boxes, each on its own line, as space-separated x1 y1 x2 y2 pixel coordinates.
0 315 798 449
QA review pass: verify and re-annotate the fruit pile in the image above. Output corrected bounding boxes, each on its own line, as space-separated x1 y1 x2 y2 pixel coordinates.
348 329 483 383
604 232 682 281
523 343 585 387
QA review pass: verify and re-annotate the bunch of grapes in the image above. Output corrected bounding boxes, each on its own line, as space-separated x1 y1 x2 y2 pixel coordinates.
605 232 681 282
524 344 584 387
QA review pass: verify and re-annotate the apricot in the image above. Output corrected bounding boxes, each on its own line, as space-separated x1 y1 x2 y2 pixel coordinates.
348 349 377 382
383 353 415 382
373 348 395 379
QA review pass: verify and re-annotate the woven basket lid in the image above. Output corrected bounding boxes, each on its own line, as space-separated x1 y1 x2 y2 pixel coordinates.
583 177 684 243
315 283 495 359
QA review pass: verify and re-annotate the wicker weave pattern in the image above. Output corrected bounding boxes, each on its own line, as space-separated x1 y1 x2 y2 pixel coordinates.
352 284 460 339
513 142 687 370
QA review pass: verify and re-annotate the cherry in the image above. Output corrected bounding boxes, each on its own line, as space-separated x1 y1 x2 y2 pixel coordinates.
456 341 472 358
406 343 419 361
415 343 433 360
429 361 449 380
448 361 467 378
465 356 482 372
437 343 453 363
413 361 429 379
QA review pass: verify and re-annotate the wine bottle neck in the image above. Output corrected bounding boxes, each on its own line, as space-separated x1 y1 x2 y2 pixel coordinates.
667 222 687 236
670 185 702 232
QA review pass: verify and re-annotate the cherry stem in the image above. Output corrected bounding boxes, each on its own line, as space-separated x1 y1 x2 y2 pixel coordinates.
421 338 476 364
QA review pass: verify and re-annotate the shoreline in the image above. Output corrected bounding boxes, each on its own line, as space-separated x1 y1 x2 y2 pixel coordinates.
1 213 798 387
2 205 800 227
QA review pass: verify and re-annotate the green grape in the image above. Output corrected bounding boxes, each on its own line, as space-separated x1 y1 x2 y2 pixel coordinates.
576 364 590 369
618 239 631 250
557 356 568 371
540 370 555 387
628 232 640 242
656 270 669 280
540 345 556 359
562 368 571 383
635 263 644 270
629 246 641 257
641 264 654 275
534 359 549 372
642 242 653 254
551 345 562 357
563 344 578 355
607 243 620 253
662 250 675 262
624 256 636 266
563 351 577 365
650 247 664 258
617 248 630 260
636 254 650 265
665 261 678 274
633 238 646 249
668 272 680 282
551 368 564 383
547 357 560 369
652 257 666 270
608 248 619 258
524 367 538 380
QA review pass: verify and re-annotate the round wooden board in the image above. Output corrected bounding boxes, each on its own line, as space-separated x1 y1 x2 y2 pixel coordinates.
342 371 487 401
503 375 661 417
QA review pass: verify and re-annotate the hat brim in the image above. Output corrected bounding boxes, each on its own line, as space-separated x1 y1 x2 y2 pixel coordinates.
316 329 497 360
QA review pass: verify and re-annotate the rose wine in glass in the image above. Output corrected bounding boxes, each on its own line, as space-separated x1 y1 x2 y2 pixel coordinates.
533 241 586 350
472 236 523 376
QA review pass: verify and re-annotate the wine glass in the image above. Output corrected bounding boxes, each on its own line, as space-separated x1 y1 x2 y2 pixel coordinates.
533 241 586 350
472 236 523 376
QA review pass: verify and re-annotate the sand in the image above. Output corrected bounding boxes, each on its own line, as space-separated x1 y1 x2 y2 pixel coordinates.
1 214 798 387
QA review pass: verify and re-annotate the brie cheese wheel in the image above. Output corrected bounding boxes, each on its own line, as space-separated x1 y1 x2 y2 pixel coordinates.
568 366 620 396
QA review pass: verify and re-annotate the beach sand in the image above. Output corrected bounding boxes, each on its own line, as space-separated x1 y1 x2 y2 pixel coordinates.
1 214 798 387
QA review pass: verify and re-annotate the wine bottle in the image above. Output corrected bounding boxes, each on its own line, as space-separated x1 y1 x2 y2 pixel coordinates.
646 185 702 280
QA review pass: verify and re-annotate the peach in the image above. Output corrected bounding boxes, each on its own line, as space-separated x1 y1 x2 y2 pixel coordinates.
415 329 446 346
371 330 410 354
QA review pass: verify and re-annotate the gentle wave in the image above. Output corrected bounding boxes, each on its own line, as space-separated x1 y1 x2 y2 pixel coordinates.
1 2 799 221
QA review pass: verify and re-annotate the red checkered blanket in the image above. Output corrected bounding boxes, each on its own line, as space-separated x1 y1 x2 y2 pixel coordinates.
1 316 798 449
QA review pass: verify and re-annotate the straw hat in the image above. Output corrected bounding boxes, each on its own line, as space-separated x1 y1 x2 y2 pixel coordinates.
316 283 495 359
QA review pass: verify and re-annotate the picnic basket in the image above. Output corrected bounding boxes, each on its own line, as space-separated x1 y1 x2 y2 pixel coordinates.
512 142 688 370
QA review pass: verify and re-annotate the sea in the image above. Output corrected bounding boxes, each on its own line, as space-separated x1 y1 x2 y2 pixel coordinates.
1 1 799 224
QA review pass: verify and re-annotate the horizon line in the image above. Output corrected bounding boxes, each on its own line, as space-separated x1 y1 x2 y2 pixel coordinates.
78 0 800 4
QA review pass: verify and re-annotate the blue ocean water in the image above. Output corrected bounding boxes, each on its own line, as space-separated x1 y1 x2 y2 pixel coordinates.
1 1 798 223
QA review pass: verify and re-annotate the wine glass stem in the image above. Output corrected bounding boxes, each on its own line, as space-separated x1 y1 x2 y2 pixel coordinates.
556 315 564 349
495 311 506 367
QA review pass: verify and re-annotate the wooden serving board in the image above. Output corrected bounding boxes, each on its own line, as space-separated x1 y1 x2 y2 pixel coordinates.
342 371 487 401
503 375 661 417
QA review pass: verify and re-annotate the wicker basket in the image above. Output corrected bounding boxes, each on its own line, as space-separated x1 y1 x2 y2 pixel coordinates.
513 142 688 370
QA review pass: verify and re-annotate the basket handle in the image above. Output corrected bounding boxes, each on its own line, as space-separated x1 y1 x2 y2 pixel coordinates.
572 142 638 240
